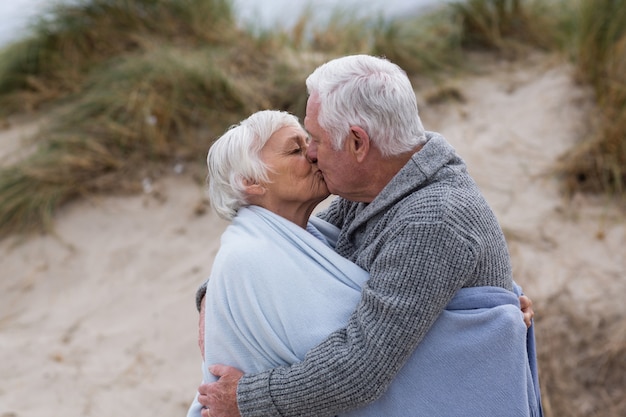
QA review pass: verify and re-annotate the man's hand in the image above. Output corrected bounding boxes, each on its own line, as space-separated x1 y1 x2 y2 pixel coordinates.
198 364 244 417
519 295 534 328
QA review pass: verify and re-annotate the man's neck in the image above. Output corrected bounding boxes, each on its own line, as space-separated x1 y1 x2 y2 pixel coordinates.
359 146 421 203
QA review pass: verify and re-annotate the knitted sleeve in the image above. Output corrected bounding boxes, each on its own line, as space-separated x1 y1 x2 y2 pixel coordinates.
235 220 478 417
315 197 352 229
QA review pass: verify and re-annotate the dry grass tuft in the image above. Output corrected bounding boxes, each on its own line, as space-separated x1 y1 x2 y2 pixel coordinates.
0 0 238 113
556 0 626 199
451 0 559 54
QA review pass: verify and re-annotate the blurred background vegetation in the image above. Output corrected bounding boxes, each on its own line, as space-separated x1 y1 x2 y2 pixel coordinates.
0 0 624 416
0 0 624 237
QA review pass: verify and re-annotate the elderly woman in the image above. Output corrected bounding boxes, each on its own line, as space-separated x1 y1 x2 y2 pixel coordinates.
187 110 541 417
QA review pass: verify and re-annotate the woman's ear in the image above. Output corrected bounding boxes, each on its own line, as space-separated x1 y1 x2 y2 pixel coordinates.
243 178 266 196
348 125 370 163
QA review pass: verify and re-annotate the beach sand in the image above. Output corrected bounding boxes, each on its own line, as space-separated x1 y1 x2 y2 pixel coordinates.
1 52 624 417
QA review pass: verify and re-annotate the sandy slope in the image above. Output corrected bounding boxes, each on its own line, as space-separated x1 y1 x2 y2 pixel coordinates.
0 176 229 416
0 52 624 417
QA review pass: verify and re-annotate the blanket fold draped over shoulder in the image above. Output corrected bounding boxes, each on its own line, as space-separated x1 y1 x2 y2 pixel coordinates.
187 206 542 417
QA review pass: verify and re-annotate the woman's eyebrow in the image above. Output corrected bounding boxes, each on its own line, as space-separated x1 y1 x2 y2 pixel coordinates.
288 134 307 145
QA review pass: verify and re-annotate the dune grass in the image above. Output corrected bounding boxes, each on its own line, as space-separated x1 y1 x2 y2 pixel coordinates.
0 0 238 112
555 0 626 198
0 0 623 225
450 0 560 52
0 0 623 229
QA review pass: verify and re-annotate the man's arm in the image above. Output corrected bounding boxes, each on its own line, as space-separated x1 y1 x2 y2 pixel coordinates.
202 222 477 417
199 365 243 417
197 293 535 416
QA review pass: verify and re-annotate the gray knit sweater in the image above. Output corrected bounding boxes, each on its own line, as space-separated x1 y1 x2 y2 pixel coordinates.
200 131 514 416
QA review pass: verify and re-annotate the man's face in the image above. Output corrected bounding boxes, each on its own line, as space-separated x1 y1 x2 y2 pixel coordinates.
304 96 353 197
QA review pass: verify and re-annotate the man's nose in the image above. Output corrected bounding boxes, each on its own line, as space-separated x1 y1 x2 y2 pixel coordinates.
306 144 317 163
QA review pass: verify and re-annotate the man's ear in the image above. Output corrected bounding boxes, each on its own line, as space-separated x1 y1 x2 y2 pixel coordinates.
348 126 370 162
243 178 266 196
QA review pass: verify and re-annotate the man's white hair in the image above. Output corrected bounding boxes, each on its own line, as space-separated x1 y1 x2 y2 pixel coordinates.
306 54 426 157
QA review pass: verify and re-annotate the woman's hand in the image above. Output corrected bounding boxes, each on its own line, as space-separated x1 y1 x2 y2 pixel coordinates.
519 295 534 328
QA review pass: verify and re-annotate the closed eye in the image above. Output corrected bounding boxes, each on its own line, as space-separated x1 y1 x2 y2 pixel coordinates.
286 133 308 155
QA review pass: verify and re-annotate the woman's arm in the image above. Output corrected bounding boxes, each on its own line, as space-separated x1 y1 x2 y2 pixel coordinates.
198 295 206 361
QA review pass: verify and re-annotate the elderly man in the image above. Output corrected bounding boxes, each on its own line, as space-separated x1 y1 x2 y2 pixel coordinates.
196 55 541 417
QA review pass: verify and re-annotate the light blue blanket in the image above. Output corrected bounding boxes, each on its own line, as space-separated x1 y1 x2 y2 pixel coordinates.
187 206 542 417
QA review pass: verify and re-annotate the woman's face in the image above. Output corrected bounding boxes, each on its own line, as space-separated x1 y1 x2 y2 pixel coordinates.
256 125 329 215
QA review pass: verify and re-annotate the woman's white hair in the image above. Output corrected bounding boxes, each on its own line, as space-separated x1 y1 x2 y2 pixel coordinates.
207 110 303 220
305 54 426 157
